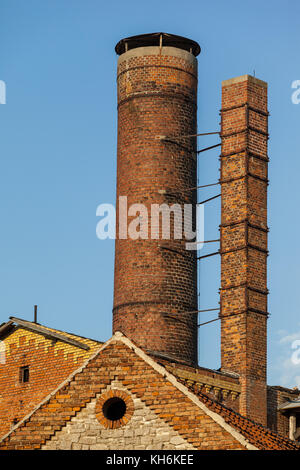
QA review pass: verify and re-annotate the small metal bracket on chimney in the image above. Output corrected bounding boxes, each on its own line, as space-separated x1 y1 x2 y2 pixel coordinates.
156 131 220 141
197 143 221 154
197 251 220 260
194 239 220 245
198 194 221 205
158 182 220 196
162 307 219 316
198 308 270 328
159 245 193 259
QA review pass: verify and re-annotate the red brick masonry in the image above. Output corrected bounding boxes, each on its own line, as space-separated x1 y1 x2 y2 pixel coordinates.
0 334 298 450
220 75 269 425
113 45 198 366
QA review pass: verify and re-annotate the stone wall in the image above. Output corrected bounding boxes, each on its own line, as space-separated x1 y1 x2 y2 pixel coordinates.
42 381 195 450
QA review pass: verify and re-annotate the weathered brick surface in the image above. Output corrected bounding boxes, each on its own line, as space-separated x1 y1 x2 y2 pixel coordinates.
220 75 269 425
267 386 299 438
42 381 196 450
113 45 199 366
0 338 248 450
0 325 100 438
0 335 298 450
157 358 241 412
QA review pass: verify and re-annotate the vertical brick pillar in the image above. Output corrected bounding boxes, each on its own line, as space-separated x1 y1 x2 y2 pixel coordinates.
220 75 269 425
113 34 200 366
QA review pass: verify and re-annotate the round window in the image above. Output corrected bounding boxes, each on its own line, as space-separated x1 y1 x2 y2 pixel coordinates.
95 390 134 429
102 397 126 421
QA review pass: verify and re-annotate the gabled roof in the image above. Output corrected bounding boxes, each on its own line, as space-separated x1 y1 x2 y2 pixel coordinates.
0 317 102 351
0 332 298 451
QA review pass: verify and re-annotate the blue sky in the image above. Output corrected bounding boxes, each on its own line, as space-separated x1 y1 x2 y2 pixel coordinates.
0 0 299 387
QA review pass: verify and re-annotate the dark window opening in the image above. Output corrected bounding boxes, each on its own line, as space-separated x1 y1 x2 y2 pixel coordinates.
12 418 18 426
102 397 126 421
19 366 29 383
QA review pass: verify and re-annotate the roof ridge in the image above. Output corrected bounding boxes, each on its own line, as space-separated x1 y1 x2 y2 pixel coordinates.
8 316 102 344
9 317 91 351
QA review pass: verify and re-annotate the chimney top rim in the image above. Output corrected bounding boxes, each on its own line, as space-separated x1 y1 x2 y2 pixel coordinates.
222 74 268 88
115 32 201 57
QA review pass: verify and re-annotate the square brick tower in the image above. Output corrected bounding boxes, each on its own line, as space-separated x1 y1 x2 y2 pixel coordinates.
220 75 269 425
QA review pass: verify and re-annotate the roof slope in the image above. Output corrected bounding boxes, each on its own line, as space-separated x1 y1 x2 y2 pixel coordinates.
177 377 299 450
0 333 298 451
0 317 102 351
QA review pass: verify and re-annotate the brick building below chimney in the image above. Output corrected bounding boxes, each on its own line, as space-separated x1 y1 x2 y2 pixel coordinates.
0 33 299 451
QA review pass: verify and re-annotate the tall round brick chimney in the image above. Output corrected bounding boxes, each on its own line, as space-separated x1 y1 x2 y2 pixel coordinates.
113 33 200 366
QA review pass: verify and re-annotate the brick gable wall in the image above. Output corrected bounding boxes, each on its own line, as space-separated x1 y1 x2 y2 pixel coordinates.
0 338 247 450
42 380 196 450
0 326 99 438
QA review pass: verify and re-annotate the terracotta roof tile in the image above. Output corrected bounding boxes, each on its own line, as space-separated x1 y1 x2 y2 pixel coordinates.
178 378 300 450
